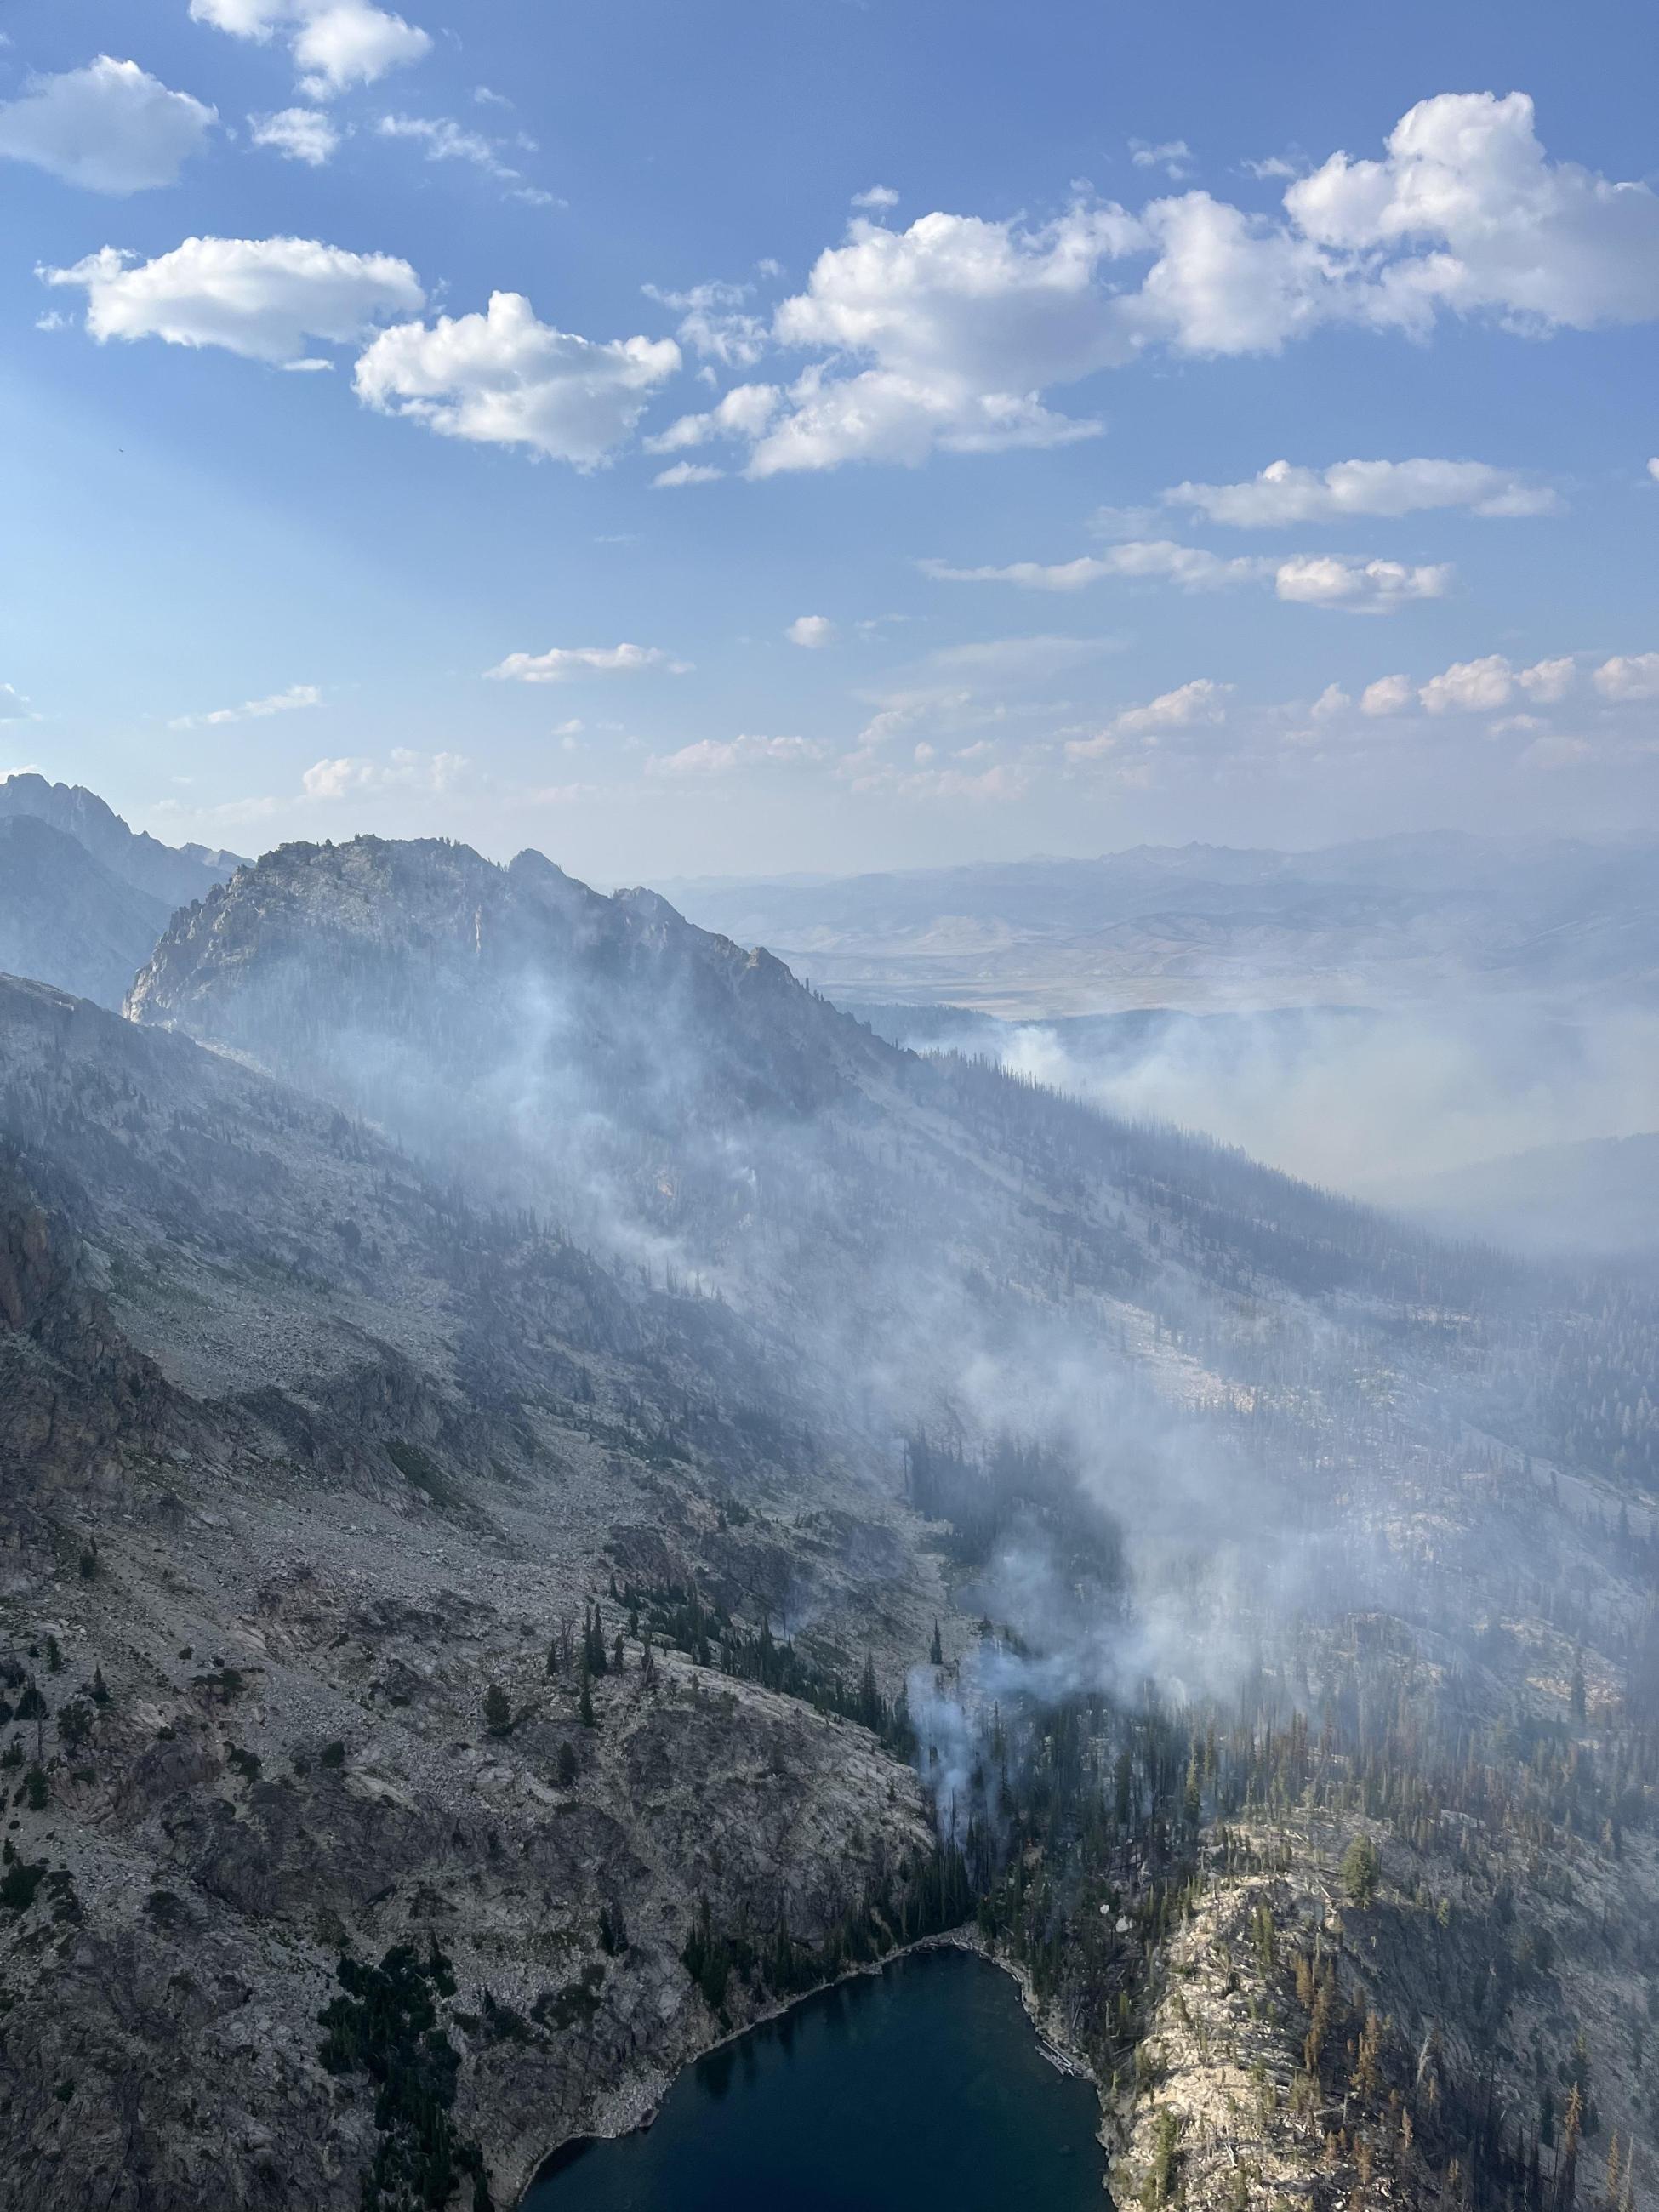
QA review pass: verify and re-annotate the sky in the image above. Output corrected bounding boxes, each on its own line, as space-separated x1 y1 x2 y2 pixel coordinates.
0 0 1656 884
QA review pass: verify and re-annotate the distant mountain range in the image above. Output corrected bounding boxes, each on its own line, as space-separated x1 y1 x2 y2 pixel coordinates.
663 833 1659 1015
0 774 243 1007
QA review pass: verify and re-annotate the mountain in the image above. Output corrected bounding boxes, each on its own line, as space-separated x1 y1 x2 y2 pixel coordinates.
1385 1128 1659 1261
0 772 242 912
0 970 941 2210
4 831 1657 2210
661 833 1659 1014
0 815 171 1006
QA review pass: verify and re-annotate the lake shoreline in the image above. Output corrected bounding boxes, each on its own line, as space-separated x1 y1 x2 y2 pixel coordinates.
516 1926 1109 2205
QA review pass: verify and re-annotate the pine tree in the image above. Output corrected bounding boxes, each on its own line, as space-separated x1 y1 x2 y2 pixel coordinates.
929 1620 944 1667
1341 1833 1381 1907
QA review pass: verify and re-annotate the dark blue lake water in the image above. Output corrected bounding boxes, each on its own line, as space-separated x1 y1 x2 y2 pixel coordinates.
522 1945 1108 2211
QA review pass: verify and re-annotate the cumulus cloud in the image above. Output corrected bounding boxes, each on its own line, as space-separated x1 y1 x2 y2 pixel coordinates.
652 461 723 487
787 615 836 647
249 107 341 165
647 734 824 777
662 94 1659 477
1594 653 1659 702
302 746 465 799
851 185 900 209
1273 554 1451 612
1360 673 1416 717
1518 656 1576 704
1418 653 1516 713
41 235 424 362
646 382 783 453
169 681 321 730
1166 455 1559 525
1282 90 1659 332
750 205 1141 470
1066 678 1229 759
1419 653 1579 713
354 292 680 462
1359 652 1581 718
0 56 215 194
485 643 689 683
189 0 430 98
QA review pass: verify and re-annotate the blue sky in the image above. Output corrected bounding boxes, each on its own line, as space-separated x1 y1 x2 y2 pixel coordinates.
1 0 1656 881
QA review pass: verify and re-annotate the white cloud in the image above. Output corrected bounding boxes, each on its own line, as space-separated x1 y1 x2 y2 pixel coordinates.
354 292 679 463
1282 91 1659 333
1360 653 1579 719
1166 456 1559 526
42 234 424 362
249 107 341 165
1418 654 1517 713
652 461 723 487
646 382 782 453
170 681 321 730
0 685 31 722
190 0 430 99
1518 656 1576 704
1066 678 1229 759
921 542 1270 593
787 615 836 648
302 746 465 799
1273 555 1451 612
1360 673 1416 717
753 205 1143 470
1649 458 1659 484
852 185 900 209
647 734 824 777
923 540 1446 610
1309 682 1351 720
671 94 1659 479
0 56 215 194
641 281 769 368
376 113 543 196
485 643 689 683
1130 139 1193 179
1593 653 1659 702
